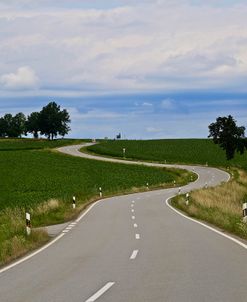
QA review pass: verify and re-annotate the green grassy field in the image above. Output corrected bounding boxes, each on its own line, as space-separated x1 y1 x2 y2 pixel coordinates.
0 138 88 151
0 138 192 265
86 139 247 169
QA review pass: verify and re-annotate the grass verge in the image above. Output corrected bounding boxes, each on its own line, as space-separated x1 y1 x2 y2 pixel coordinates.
171 168 247 240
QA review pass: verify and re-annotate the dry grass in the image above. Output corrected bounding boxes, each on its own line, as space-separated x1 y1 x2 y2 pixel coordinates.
191 181 245 216
36 199 60 214
172 168 247 239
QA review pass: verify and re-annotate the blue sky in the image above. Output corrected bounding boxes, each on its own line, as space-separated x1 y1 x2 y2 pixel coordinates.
0 0 246 139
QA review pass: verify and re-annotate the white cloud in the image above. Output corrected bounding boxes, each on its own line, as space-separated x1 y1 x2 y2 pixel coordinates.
142 102 153 107
0 66 39 90
161 99 175 110
146 127 162 133
0 1 247 95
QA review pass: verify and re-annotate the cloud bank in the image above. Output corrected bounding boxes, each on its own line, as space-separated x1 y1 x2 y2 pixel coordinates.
0 0 247 96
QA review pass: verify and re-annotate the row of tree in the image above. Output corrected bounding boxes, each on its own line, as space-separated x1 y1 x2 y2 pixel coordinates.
0 102 70 140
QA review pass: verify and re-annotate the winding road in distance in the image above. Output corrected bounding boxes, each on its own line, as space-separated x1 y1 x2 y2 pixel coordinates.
1 143 247 302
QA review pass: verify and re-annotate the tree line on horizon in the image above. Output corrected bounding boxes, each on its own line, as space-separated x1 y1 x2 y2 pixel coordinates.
0 102 70 140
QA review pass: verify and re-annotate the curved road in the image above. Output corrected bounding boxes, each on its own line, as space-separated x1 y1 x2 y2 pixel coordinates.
1 144 247 302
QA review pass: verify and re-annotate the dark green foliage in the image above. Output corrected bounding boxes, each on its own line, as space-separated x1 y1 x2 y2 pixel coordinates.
39 102 70 140
26 112 40 138
0 101 71 139
0 113 26 138
87 139 247 168
208 115 246 160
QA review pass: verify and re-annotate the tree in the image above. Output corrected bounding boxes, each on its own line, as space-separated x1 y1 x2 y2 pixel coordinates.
0 117 7 137
208 115 246 160
12 112 26 138
39 102 70 140
26 112 40 139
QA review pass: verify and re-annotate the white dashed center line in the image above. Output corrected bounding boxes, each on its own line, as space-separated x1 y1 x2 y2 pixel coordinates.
130 250 139 260
132 216 135 220
85 282 115 302
131 209 135 213
134 223 138 228
135 234 140 240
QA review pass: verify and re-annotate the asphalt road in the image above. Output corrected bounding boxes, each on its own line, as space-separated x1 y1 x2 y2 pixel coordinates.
1 144 246 302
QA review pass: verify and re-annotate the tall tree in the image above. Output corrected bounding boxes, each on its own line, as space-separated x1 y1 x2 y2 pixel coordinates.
12 112 26 138
0 117 7 137
26 112 40 138
39 102 70 140
208 115 246 160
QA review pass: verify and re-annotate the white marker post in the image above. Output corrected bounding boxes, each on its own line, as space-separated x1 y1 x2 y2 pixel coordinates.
72 196 76 209
178 187 181 195
190 176 193 182
173 180 176 187
186 193 189 206
26 212 31 236
205 182 208 189
123 148 126 158
243 203 247 223
146 182 149 190
99 187 102 198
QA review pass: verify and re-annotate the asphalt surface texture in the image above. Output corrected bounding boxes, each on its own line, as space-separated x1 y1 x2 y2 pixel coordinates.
1 144 246 302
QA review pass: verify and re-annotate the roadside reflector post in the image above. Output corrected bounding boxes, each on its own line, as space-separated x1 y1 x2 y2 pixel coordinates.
26 212 31 236
123 148 126 158
205 182 208 189
186 193 189 206
190 175 193 182
99 187 102 198
72 196 76 209
206 162 208 167
243 203 247 223
146 182 149 190
173 180 176 187
178 187 181 195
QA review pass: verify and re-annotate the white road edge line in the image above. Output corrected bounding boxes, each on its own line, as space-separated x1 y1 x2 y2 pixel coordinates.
166 196 247 250
0 198 103 275
0 233 65 275
130 250 139 260
85 282 115 302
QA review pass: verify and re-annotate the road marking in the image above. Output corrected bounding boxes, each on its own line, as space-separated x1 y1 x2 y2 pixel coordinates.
132 216 135 220
130 250 139 260
0 197 104 275
135 234 140 240
0 233 65 275
166 197 247 250
132 200 135 203
63 230 70 233
131 209 135 213
134 223 138 228
85 282 115 302
66 226 73 230
131 204 134 207
70 222 77 225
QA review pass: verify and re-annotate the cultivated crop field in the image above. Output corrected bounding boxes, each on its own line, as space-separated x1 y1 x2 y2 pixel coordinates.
86 139 247 168
0 139 192 265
